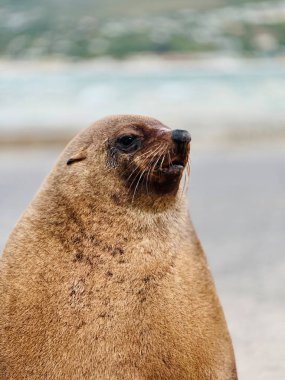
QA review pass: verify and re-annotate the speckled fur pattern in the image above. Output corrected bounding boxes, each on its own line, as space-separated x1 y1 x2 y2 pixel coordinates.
0 115 237 379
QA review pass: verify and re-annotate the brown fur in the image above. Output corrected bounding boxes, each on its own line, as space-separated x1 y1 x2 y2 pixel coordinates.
0 115 237 379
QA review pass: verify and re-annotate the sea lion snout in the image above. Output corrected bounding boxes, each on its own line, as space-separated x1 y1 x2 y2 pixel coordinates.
168 129 190 166
172 129 191 143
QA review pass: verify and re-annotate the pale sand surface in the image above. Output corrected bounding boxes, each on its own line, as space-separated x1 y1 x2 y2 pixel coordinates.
0 145 284 379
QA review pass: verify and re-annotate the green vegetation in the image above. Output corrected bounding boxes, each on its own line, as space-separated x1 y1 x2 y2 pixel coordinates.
0 0 284 59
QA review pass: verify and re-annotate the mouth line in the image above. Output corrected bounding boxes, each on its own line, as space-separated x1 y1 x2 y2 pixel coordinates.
171 159 185 167
155 159 185 175
154 157 185 168
159 164 184 174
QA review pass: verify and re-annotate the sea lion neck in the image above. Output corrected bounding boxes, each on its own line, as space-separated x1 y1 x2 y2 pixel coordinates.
34 174 189 247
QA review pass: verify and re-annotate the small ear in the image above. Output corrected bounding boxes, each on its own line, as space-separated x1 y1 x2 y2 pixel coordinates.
66 149 87 166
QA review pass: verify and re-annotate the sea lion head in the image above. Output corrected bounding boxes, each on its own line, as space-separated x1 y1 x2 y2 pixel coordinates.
63 115 191 209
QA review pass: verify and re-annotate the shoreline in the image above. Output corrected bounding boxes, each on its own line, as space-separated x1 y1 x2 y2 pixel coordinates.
1 55 284 148
1 54 285 70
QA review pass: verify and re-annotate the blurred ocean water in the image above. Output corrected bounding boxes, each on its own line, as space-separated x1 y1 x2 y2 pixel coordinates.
1 57 285 144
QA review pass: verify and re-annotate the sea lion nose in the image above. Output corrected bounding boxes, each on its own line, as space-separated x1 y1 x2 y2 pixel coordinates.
172 129 191 145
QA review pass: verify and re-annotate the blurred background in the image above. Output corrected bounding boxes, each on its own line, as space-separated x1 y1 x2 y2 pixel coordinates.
0 1 284 379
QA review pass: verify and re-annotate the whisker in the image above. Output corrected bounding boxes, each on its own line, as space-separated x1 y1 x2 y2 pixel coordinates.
119 144 162 178
124 147 160 184
167 151 172 168
124 143 168 200
138 145 162 159
143 146 164 194
151 151 164 175
127 148 161 193
131 168 147 204
159 154 166 170
127 158 150 191
135 145 166 197
125 160 146 183
186 160 191 179
145 164 153 194
182 171 187 196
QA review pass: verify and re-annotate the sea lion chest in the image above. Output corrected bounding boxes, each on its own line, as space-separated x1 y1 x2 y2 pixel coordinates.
40 231 196 379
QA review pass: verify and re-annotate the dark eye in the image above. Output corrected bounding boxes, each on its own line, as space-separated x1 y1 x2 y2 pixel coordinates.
118 135 136 146
116 135 141 152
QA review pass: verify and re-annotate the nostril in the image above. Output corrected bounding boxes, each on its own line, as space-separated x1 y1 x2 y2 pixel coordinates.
172 129 191 144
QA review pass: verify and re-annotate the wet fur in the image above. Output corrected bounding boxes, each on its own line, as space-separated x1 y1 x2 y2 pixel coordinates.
0 115 237 379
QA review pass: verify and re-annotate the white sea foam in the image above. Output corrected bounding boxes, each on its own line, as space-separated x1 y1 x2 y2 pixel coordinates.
0 57 285 142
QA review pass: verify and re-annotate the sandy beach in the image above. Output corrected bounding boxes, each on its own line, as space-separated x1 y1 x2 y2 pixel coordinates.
0 144 284 379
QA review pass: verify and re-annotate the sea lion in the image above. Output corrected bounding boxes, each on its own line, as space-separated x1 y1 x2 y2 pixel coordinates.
0 115 237 380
